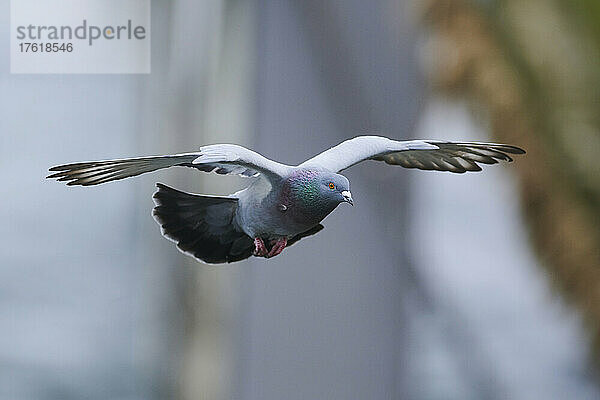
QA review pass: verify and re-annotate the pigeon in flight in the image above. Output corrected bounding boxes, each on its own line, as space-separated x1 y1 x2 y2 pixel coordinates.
48 136 525 264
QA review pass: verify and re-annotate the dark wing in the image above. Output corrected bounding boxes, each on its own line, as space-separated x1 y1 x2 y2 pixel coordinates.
300 136 525 173
287 224 324 247
152 183 254 264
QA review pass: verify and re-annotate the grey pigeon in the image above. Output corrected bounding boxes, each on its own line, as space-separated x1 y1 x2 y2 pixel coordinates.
47 136 525 263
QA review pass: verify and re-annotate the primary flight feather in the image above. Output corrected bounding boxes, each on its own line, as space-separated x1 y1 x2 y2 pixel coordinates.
47 136 525 263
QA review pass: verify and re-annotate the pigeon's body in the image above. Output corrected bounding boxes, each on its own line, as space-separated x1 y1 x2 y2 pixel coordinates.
236 168 349 241
48 136 525 264
239 169 345 237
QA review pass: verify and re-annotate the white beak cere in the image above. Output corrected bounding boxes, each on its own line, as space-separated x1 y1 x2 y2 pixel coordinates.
341 190 354 206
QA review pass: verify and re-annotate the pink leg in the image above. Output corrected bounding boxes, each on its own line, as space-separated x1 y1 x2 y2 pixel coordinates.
267 237 288 258
253 237 269 257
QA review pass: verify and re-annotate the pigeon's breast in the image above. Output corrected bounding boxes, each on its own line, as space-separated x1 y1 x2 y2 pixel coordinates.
235 177 331 239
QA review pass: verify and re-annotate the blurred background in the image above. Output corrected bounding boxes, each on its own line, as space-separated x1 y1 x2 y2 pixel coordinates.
2 0 600 399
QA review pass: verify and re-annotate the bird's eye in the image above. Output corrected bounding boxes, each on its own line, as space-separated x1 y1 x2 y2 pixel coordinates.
328 182 335 190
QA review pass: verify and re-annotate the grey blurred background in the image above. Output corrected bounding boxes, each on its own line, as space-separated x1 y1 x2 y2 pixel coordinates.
2 0 600 399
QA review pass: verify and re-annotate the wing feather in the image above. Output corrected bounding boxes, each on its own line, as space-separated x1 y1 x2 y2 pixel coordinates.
300 136 524 173
48 144 289 186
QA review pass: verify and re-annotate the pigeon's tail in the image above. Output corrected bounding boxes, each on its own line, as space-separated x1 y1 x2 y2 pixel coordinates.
152 183 255 264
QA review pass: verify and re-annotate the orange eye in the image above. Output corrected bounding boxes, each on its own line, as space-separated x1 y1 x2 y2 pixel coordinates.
328 182 335 190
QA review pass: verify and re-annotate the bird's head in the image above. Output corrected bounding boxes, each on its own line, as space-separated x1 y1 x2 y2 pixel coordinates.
317 172 353 206
288 170 352 205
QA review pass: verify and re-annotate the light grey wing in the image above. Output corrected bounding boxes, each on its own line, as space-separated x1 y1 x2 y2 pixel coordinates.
299 135 525 173
48 144 290 186
191 144 290 181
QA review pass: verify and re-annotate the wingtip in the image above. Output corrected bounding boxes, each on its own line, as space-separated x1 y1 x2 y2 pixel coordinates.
480 143 526 155
506 145 526 155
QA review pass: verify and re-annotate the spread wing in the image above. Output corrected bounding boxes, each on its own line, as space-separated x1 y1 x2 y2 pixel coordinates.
300 136 525 173
48 144 290 186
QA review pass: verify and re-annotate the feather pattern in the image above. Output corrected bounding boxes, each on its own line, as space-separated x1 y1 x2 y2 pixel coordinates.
301 136 525 173
47 144 291 186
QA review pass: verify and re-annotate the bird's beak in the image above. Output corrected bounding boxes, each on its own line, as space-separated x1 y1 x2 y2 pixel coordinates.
341 190 354 206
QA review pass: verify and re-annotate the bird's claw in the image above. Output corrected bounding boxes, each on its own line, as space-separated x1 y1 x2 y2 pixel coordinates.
266 238 287 258
253 237 268 257
253 237 287 258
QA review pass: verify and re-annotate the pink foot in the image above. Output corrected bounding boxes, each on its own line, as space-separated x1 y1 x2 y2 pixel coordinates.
253 237 268 257
267 237 288 258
